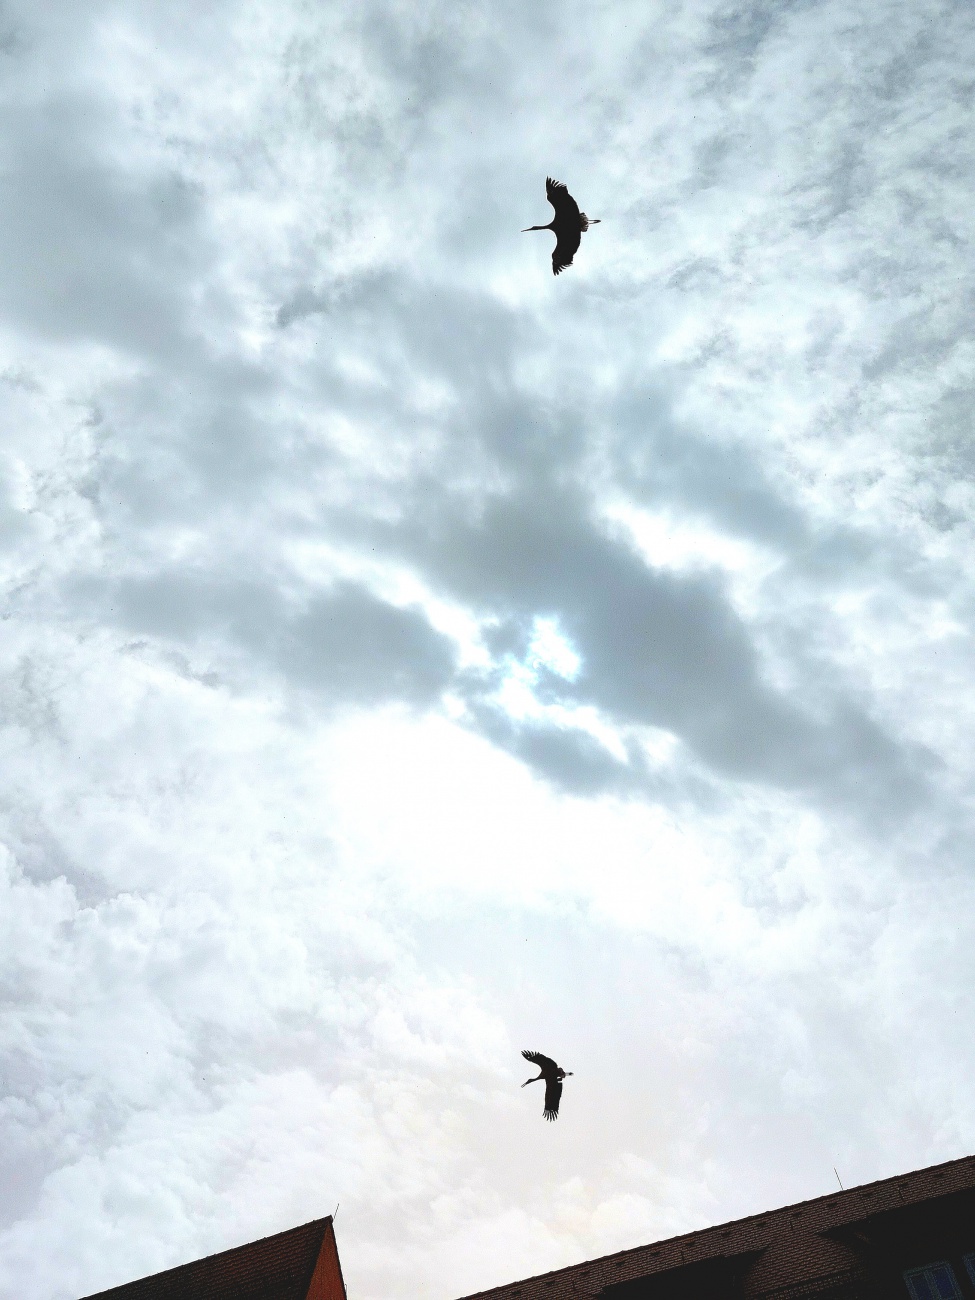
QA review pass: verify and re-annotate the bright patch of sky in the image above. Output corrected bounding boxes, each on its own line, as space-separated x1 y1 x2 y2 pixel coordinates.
496 616 582 717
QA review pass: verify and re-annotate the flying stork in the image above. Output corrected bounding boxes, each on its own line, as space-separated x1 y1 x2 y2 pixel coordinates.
522 178 601 276
521 1049 573 1121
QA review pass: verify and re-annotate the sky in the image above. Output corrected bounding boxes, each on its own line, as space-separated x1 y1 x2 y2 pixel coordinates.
1 0 975 1296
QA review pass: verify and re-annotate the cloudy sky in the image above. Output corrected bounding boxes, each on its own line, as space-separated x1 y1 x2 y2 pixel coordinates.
2 0 975 1296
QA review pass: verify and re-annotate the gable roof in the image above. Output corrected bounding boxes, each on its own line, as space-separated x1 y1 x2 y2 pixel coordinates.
452 1153 975 1300
81 1216 345 1300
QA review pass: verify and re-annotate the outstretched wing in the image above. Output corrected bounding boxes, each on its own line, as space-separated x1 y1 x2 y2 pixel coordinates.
543 1076 563 1121
552 229 581 275
546 177 581 221
522 1049 558 1074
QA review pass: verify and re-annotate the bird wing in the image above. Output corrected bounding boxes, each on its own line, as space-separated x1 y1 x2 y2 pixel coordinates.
543 1076 563 1121
552 228 581 275
546 177 581 221
522 1049 558 1074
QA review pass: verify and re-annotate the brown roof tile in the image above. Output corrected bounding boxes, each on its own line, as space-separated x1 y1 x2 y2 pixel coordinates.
80 1216 343 1300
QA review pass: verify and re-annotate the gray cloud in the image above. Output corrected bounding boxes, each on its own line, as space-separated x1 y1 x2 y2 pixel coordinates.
0 96 207 356
279 585 457 704
72 571 458 707
374 483 932 812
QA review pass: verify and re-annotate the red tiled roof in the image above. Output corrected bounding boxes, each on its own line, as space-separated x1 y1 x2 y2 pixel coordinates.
452 1153 975 1300
80 1216 345 1300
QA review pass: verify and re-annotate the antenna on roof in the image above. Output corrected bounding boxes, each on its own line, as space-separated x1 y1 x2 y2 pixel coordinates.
333 1203 340 1220
833 1168 844 1190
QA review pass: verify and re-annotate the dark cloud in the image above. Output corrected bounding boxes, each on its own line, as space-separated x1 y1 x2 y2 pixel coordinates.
74 571 458 707
607 387 814 553
463 702 650 799
279 584 457 704
0 96 207 355
359 483 930 811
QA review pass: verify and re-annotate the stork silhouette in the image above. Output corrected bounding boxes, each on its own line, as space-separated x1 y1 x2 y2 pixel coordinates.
523 178 601 276
521 1049 573 1121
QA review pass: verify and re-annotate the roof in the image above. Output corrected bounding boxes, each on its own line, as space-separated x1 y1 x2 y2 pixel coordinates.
452 1152 975 1300
80 1216 346 1300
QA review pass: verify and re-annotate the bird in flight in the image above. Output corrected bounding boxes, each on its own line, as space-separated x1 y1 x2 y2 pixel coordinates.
521 1049 573 1121
522 178 601 276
